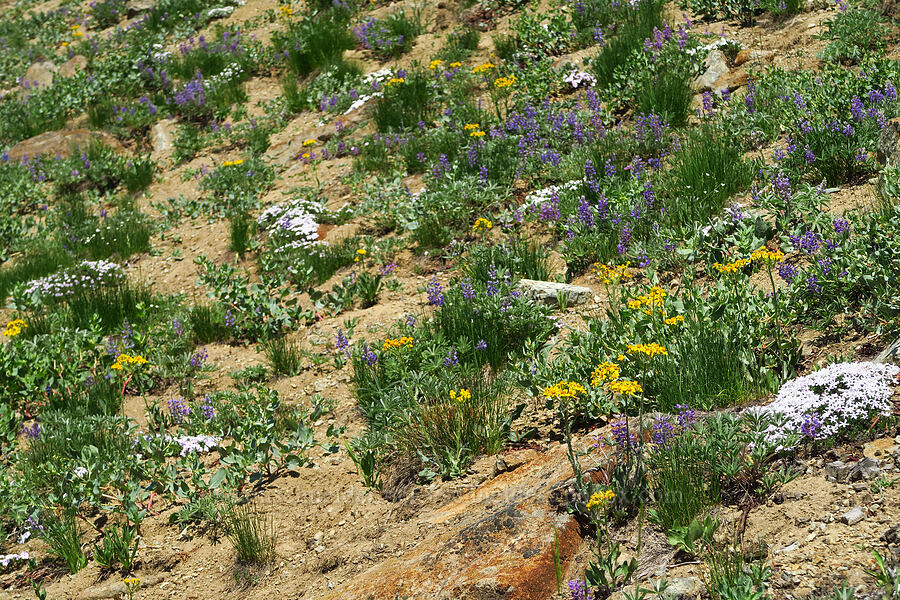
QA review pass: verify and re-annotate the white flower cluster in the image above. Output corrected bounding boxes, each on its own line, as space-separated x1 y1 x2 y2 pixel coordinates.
0 551 28 567
174 434 220 456
23 260 125 300
563 69 596 89
257 198 326 254
206 63 245 87
344 68 393 114
750 362 899 443
523 180 580 208
685 37 736 57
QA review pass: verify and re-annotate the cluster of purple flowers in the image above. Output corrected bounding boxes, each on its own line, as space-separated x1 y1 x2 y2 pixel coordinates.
168 397 192 424
189 347 208 368
426 276 445 307
335 329 351 357
199 396 215 420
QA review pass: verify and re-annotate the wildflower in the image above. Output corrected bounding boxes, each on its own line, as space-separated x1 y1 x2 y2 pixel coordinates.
585 489 615 511
449 61 462 68
475 339 487 351
449 388 471 403
463 123 481 131
336 329 350 356
3 319 27 337
354 248 366 262
168 397 192 424
472 62 495 74
590 362 621 387
189 347 208 368
469 130 486 137
302 139 316 147
278 4 293 17
382 336 414 351
713 258 751 274
200 396 215 420
777 261 798 283
221 159 244 167
626 343 668 358
110 354 149 371
444 348 459 366
664 315 684 326
386 77 405 86
429 59 444 69
593 262 631 284
750 247 785 263
20 422 40 440
543 381 587 399
651 416 676 447
675 403 695 428
473 217 493 231
172 318 184 338
460 279 476 300
607 380 642 395
361 344 378 366
426 276 445 306
493 75 517 88
568 580 594 600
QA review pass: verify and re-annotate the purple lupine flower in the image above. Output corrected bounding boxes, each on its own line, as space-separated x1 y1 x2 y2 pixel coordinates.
379 263 397 276
675 404 696 429
777 261 798 283
426 277 445 307
405 314 417 328
106 336 120 359
173 318 184 338
200 395 215 420
189 347 208 368
20 422 41 439
568 580 594 600
806 273 822 293
486 265 499 297
443 348 459 367
651 416 676 447
460 279 476 301
336 329 350 356
361 344 378 366
833 218 851 234
122 319 134 349
168 397 192 424
610 416 636 450
224 309 235 328
850 96 865 121
476 339 487 351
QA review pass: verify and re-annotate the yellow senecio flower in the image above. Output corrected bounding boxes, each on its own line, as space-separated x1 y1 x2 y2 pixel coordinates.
382 336 414 351
586 489 615 511
386 77 405 86
111 354 149 371
664 315 684 326
472 62 495 74
469 130 486 137
607 379 642 395
493 75 517 88
3 319 27 337
354 248 366 262
279 4 294 17
473 217 493 231
449 388 471 403
301 152 311 159
713 258 751 274
593 262 631 284
222 159 244 167
429 59 444 69
449 61 462 68
590 361 620 387
543 381 586 399
626 343 668 358
463 123 481 131
302 139 316 147
750 247 785 263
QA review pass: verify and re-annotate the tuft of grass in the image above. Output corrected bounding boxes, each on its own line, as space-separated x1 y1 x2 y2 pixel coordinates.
189 303 232 344
262 336 303 376
372 68 434 132
229 211 254 257
42 511 88 574
225 500 276 565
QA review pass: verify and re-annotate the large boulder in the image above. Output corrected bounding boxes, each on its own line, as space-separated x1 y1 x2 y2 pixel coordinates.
517 279 594 307
692 49 730 93
6 129 125 162
59 55 88 78
20 61 56 94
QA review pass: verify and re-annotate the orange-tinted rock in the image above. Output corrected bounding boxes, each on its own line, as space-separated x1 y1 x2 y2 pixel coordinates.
6 129 125 162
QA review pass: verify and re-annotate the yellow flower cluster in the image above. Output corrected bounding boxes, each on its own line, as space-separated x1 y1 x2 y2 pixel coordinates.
354 248 366 262
473 62 495 74
590 361 620 387
449 388 471 403
493 75 517 88
302 139 316 147
664 315 684 326
469 130 486 137
750 247 785 263
473 217 493 231
222 159 244 167
111 354 149 371
72 24 83 38
586 489 615 511
542 381 586 399
607 379 642 395
429 59 444 69
386 77 405 86
626 342 668 358
713 258 750 274
449 61 462 68
464 123 480 131
278 4 293 17
382 336 414 351
593 262 631 284
3 319 27 337
626 286 666 311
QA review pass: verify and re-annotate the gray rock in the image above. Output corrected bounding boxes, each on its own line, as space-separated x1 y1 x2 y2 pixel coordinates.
126 0 154 17
692 49 729 92
667 577 706 600
849 458 881 481
882 523 900 544
151 119 177 155
516 279 593 307
824 460 854 483
59 55 88 78
841 506 866 526
20 61 56 94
